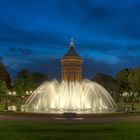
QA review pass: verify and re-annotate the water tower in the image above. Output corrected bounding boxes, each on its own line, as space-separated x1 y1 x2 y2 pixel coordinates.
61 38 83 82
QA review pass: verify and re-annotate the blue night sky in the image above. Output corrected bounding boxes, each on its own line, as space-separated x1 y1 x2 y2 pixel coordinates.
0 0 140 80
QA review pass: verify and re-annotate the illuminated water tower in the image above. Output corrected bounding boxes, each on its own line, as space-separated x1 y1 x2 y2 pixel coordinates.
61 38 83 82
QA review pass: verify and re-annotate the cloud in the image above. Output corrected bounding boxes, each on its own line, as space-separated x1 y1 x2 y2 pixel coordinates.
0 23 65 47
83 58 117 78
0 0 140 80
18 48 33 56
5 53 140 81
8 46 33 56
79 0 115 25
9 46 16 52
7 56 121 80
0 56 3 61
23 58 61 80
8 56 117 80
79 42 121 53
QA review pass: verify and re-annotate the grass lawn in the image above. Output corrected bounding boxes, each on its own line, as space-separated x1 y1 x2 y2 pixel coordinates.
0 121 140 140
0 102 5 110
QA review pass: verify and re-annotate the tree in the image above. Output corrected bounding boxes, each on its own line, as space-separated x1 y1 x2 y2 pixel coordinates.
0 61 11 89
16 69 35 92
0 79 8 94
116 68 131 94
128 67 140 93
32 72 49 87
13 78 24 95
128 68 140 110
13 69 49 95
92 73 120 100
116 68 140 110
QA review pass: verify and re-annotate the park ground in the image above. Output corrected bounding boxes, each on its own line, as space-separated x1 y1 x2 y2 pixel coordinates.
0 102 140 140
0 120 140 140
0 112 140 140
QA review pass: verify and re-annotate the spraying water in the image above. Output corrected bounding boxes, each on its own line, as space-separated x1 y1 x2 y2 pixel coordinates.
25 80 117 113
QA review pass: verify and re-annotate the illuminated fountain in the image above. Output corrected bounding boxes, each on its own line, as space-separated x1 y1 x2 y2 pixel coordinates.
25 80 117 113
25 39 117 113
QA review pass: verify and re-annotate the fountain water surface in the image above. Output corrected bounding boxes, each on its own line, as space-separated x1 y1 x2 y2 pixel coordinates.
25 80 116 113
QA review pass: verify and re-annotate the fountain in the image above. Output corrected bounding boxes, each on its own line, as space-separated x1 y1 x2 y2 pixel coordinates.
25 39 117 113
25 80 117 113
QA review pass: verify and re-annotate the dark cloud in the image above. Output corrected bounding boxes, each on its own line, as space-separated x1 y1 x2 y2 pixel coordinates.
79 0 115 26
84 56 140 78
118 55 139 64
23 57 138 80
126 45 140 52
0 0 140 80
7 57 121 80
18 48 33 56
0 23 65 47
7 54 140 80
79 42 122 53
23 58 61 80
9 46 16 52
8 46 33 56
83 58 117 78
9 57 116 80
118 15 140 40
0 56 3 61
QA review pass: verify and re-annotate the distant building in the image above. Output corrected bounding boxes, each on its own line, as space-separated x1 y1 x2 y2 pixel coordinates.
61 38 83 81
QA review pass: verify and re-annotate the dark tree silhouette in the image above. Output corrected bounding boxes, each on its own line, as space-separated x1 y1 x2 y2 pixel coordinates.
0 61 11 89
13 69 49 94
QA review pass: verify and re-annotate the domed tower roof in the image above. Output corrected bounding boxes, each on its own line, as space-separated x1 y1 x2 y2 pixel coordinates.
62 38 82 60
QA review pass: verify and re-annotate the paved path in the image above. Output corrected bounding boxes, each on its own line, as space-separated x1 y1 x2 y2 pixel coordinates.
0 113 140 123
